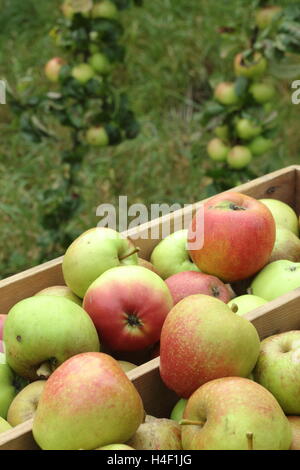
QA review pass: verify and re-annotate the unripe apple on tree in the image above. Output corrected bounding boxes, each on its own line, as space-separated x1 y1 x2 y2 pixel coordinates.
214 125 229 140
235 118 262 140
89 53 112 75
214 82 240 106
86 127 109 147
255 6 283 30
227 146 252 169
71 63 95 84
44 58 66 83
207 138 230 162
248 136 273 156
92 1 119 20
234 52 268 79
249 82 276 104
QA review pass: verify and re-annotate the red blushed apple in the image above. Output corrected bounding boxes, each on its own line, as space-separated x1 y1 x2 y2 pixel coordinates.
188 192 276 283
0 315 7 341
83 266 173 352
165 271 232 305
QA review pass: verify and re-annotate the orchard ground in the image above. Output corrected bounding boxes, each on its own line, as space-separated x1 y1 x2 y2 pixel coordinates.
0 0 299 278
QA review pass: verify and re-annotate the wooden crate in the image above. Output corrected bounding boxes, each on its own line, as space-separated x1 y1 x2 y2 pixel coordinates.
0 165 300 449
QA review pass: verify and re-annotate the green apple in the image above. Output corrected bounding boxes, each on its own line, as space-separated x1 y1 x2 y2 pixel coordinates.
71 64 95 84
35 286 82 306
0 353 16 419
62 227 139 298
160 295 260 398
248 136 273 156
214 125 229 140
249 82 276 104
126 416 182 450
251 260 300 301
4 296 100 380
7 381 46 426
96 444 135 450
254 331 300 414
0 417 12 435
118 361 137 373
255 6 283 30
227 146 252 169
45 58 66 83
32 353 144 450
234 52 268 79
288 416 300 450
150 230 200 280
228 295 268 316
86 127 109 147
269 226 300 263
259 199 299 236
89 53 112 75
214 82 240 106
92 1 118 20
170 398 187 423
181 377 292 450
207 138 230 162
235 118 262 140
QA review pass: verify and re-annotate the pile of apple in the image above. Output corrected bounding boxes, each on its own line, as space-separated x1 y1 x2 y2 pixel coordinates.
1 191 300 450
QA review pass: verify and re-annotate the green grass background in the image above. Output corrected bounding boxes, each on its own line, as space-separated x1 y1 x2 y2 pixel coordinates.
0 0 299 278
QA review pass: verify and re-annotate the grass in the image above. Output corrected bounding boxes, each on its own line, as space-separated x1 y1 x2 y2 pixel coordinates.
0 0 299 277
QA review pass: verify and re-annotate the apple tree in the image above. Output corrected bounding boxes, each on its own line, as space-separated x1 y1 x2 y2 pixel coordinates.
8 0 142 260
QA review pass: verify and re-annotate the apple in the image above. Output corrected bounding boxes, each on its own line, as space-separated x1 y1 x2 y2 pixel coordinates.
249 82 276 104
234 52 268 79
89 53 112 75
235 118 262 140
7 381 46 426
4 296 100 380
92 1 118 20
61 1 75 19
45 58 66 83
188 192 275 283
288 416 300 450
255 6 283 30
160 295 260 398
254 331 300 414
138 258 160 275
227 146 252 169
86 127 109 147
0 417 11 434
71 64 95 84
83 265 173 352
248 136 273 156
269 226 300 263
61 0 91 19
0 353 16 419
0 342 4 353
118 361 137 373
165 271 232 305
259 199 299 236
170 398 187 423
181 377 292 450
62 227 139 298
35 286 82 306
214 125 229 140
32 352 144 450
150 230 200 280
207 138 230 162
96 444 135 450
127 416 182 450
214 82 240 106
228 295 268 316
0 315 6 341
251 260 300 301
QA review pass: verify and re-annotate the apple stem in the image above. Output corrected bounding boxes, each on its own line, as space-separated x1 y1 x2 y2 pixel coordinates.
36 361 53 379
247 432 254 450
119 247 141 261
179 419 205 427
230 303 239 314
